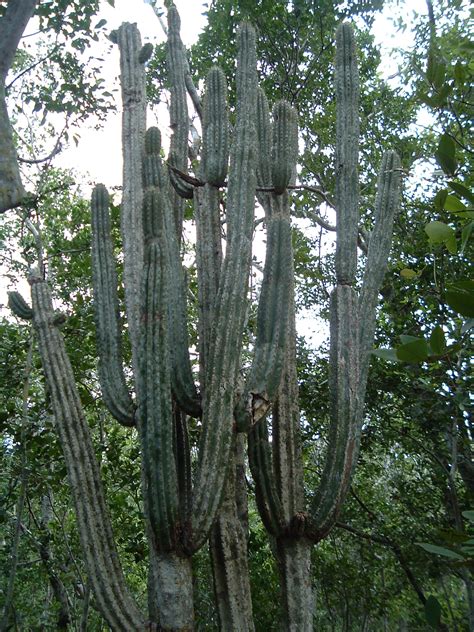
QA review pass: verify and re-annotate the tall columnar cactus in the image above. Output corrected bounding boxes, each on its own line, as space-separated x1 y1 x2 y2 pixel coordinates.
13 8 402 631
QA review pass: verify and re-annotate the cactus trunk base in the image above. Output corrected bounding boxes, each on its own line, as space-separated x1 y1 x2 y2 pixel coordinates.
152 553 194 631
275 537 313 632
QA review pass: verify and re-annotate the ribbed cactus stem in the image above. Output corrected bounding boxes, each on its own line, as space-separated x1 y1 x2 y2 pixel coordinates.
91 184 135 427
202 67 229 187
8 291 33 320
190 22 258 551
334 22 359 285
139 225 178 551
167 5 193 210
271 101 298 195
116 23 146 379
29 272 145 631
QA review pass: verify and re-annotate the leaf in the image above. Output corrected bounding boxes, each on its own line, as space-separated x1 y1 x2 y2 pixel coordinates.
449 181 474 204
425 221 454 244
433 188 448 211
445 233 457 254
444 194 466 212
435 134 457 176
416 542 464 560
424 596 442 628
372 348 399 362
426 47 446 88
399 334 420 344
95 19 107 29
461 318 474 334
446 280 474 317
429 325 446 355
396 338 429 362
461 222 473 254
462 510 474 523
400 268 417 279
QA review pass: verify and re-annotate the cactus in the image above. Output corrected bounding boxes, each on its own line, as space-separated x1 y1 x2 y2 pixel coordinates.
17 10 402 631
8 291 33 320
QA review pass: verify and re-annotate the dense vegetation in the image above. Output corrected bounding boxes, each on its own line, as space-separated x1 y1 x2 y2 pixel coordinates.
0 0 472 630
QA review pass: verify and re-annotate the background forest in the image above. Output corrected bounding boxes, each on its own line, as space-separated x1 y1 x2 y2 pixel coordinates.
0 0 472 630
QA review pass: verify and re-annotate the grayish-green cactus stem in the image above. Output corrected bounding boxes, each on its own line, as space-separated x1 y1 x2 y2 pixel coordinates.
256 88 272 193
334 22 359 285
8 291 33 320
116 23 146 380
143 128 201 417
91 184 135 427
189 22 258 551
271 101 298 195
235 99 297 431
202 67 229 187
139 195 179 551
167 5 193 214
29 271 145 631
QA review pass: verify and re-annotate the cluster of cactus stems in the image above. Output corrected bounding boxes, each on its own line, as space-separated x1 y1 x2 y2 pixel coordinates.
10 6 402 630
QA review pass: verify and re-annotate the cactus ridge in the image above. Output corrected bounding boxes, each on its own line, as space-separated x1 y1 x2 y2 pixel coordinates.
8 291 33 320
91 184 135 427
202 67 229 187
256 88 272 199
271 100 298 195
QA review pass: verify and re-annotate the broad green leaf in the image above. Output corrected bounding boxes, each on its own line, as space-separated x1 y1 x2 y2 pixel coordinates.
435 134 457 176
426 48 446 88
454 61 466 84
424 596 442 629
433 188 448 211
449 181 474 204
397 338 429 362
95 19 107 29
400 268 418 279
445 234 458 254
399 334 420 344
461 222 473 254
416 542 464 560
461 318 474 334
430 325 446 355
425 221 454 244
444 195 466 212
446 280 474 317
372 348 399 362
462 510 474 523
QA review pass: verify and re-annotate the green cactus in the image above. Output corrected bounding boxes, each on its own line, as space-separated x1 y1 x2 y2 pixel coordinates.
8 291 33 320
19 11 402 631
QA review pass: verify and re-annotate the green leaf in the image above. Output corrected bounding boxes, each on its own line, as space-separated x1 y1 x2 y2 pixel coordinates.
416 542 464 560
396 338 429 362
462 510 474 523
372 348 399 362
449 181 474 204
435 134 457 176
454 61 466 84
399 334 420 344
445 233 458 254
444 194 466 212
425 221 455 244
461 222 473 254
400 268 418 279
95 19 107 29
424 596 442 629
433 188 448 211
426 48 446 88
430 325 446 355
461 318 474 334
446 280 474 317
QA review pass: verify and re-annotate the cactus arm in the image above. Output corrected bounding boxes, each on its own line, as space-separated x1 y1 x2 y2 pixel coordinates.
144 127 201 417
167 6 193 223
116 23 146 379
235 100 297 431
189 23 258 552
334 22 359 286
201 67 229 188
90 185 135 427
29 272 145 631
139 191 179 551
8 291 33 319
358 150 401 393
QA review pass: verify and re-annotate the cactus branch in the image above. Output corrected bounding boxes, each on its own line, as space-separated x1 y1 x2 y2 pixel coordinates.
29 272 144 631
91 184 135 427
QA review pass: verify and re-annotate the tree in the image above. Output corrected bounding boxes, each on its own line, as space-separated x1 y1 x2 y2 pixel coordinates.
3 2 404 630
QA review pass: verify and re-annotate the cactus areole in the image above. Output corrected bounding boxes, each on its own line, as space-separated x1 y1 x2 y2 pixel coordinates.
15 9 402 631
